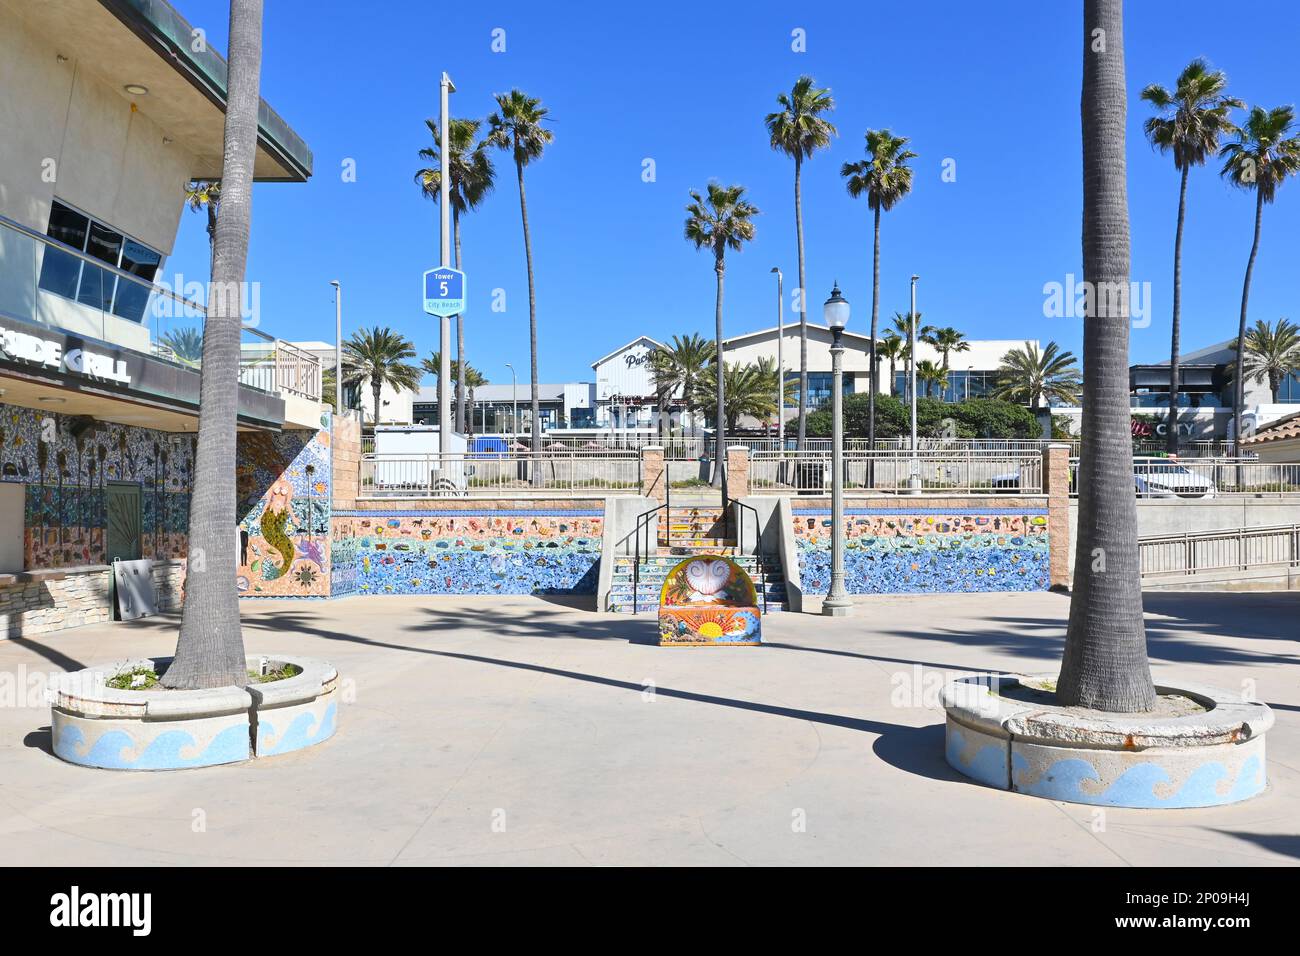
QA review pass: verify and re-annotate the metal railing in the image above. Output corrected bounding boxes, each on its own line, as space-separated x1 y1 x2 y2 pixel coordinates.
0 213 320 401
748 449 1044 495
1139 523 1300 577
1070 457 1300 498
359 451 641 497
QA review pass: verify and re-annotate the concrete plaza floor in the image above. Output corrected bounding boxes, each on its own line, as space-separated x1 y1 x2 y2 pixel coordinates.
1 590 1297 866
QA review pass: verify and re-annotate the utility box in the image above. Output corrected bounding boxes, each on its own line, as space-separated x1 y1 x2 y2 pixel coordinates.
370 426 468 493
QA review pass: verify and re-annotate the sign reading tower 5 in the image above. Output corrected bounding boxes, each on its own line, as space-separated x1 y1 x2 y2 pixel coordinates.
657 556 762 646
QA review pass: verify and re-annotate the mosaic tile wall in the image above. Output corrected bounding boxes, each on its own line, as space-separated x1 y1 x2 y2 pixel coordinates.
795 509 1050 594
331 510 603 596
0 403 194 568
236 410 333 597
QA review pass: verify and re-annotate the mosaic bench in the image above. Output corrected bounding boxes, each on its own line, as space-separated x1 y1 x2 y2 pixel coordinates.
657 555 761 646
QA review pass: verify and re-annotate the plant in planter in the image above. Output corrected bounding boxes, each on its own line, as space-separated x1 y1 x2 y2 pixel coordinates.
941 0 1272 808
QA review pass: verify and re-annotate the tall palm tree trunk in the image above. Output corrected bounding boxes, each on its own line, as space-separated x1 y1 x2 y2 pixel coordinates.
454 209 466 435
515 161 541 463
372 380 383 426
1232 189 1264 453
163 0 262 690
1058 0 1156 712
712 254 726 488
1166 165 1189 453
795 155 808 451
868 206 881 452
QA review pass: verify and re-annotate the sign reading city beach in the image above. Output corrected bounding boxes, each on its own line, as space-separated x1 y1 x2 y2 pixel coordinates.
422 267 466 317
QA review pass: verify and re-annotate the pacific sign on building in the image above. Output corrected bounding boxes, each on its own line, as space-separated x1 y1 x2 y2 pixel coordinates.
0 326 131 385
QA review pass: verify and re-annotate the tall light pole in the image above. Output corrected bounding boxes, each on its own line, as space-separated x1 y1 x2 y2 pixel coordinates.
329 280 342 414
437 71 455 452
771 267 784 448
822 282 852 617
908 274 921 492
505 362 517 437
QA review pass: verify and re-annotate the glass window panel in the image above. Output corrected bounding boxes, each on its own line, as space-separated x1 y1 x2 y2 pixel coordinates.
111 239 162 322
76 223 123 310
38 202 89 298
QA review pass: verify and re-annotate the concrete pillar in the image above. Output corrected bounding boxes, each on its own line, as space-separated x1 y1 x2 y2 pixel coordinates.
1043 443 1071 591
640 445 665 503
726 445 750 501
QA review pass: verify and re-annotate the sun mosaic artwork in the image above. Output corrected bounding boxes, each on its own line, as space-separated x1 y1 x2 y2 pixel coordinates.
333 510 603 595
795 509 1050 594
657 556 762 646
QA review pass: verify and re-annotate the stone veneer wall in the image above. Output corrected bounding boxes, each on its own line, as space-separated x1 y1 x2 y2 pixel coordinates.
793 497 1052 594
331 498 605 596
0 560 184 639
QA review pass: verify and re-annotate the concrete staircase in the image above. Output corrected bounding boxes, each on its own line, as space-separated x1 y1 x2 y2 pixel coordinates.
607 505 787 614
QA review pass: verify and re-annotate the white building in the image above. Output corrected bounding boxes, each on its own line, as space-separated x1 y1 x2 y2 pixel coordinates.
284 341 414 425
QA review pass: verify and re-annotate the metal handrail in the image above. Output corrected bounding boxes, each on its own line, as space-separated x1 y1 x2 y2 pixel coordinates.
1139 522 1300 577
727 495 767 614
631 474 671 613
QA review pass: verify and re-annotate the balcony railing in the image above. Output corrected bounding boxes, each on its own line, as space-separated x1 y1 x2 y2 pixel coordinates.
360 451 641 497
0 213 320 401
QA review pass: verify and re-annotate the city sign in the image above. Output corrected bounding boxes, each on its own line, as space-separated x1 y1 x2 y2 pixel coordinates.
422 267 466 317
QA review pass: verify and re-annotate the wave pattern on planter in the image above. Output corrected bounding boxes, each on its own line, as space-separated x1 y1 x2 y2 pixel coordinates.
795 509 1050 594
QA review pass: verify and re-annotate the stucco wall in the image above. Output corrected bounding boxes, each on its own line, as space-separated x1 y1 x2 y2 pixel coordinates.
0 3 194 250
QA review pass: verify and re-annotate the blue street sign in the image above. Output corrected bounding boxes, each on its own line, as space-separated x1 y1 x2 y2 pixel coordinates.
422 266 466 316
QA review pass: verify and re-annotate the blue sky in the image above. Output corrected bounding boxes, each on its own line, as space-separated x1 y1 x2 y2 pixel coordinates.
168 0 1300 385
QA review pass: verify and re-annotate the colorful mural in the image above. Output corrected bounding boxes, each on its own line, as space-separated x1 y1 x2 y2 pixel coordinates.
658 556 762 646
333 510 602 595
236 411 332 597
0 403 194 568
795 508 1050 594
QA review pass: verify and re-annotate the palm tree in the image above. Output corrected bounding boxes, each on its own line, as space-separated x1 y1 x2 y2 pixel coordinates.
1058 0 1156 712
684 183 759 486
1221 105 1300 449
651 333 715 439
915 359 949 399
183 178 221 272
891 310 931 403
1238 318 1300 402
926 327 971 373
766 76 836 449
991 341 1081 408
416 116 495 435
421 351 486 427
842 130 916 450
693 361 779 431
878 333 905 397
343 327 421 425
487 90 553 457
1141 60 1241 453
163 0 262 690
160 328 204 365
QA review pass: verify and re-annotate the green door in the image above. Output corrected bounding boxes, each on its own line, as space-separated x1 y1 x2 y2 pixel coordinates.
105 482 142 563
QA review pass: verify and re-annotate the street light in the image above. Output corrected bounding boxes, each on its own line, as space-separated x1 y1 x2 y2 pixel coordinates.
329 280 342 415
505 363 517 437
822 282 853 617
907 275 921 493
771 267 784 449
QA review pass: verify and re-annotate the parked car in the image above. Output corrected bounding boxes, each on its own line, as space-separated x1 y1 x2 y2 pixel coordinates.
1133 463 1216 498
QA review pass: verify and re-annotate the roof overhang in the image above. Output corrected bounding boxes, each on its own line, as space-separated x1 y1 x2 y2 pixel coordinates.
9 0 312 182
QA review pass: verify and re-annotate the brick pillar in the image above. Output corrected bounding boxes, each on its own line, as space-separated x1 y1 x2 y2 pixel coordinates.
640 445 665 503
332 410 361 510
726 445 750 501
1042 443 1071 591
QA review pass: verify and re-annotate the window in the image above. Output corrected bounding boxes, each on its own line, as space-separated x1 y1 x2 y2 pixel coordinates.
788 372 849 410
37 200 162 324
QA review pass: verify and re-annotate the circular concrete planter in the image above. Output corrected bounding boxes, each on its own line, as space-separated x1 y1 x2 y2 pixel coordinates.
941 674 1273 808
49 654 338 771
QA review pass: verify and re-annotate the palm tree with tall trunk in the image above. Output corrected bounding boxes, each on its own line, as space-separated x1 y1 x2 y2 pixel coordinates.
684 183 759 487
842 131 916 450
183 179 222 273
416 117 495 434
1220 105 1300 449
163 0 263 689
1058 0 1156 712
1237 317 1300 402
487 90 553 458
651 334 715 439
879 333 905 397
343 328 421 425
765 76 836 450
1141 60 1240 453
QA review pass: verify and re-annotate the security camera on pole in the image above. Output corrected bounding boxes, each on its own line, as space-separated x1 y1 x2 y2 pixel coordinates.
422 73 465 467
